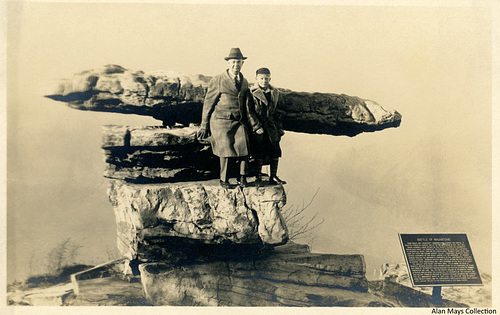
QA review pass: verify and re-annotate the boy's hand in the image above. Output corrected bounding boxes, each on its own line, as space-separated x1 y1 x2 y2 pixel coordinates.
256 128 264 135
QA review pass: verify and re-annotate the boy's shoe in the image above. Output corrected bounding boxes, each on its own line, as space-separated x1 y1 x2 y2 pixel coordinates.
255 174 262 184
269 176 287 185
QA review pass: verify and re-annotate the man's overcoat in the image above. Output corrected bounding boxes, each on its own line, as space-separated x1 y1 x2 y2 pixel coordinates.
201 70 252 157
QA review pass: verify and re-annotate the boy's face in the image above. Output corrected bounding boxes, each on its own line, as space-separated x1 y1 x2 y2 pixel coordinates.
256 74 271 89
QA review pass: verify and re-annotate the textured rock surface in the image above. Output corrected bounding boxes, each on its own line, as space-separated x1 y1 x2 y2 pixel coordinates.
139 243 368 306
138 243 467 307
102 125 218 182
46 64 402 136
7 247 472 307
108 179 289 261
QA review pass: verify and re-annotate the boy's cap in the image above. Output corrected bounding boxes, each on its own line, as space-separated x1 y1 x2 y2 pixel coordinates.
256 67 271 75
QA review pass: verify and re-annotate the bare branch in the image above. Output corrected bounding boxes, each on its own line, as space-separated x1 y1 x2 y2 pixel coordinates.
282 188 324 242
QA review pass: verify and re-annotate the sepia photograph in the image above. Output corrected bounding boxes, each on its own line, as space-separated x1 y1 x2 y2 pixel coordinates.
2 0 498 313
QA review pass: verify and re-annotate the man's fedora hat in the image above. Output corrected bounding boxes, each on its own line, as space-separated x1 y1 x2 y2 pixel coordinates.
224 48 247 60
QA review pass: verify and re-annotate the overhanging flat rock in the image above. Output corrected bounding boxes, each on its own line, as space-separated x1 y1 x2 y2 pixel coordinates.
45 64 402 136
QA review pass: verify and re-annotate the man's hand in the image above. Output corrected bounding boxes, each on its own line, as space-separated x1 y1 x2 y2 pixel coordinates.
197 126 209 139
255 128 264 135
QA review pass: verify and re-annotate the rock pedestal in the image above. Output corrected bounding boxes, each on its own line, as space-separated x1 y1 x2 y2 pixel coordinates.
100 125 379 306
108 179 289 261
103 125 289 262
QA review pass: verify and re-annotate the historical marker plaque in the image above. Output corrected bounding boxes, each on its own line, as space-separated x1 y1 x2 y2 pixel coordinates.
399 233 482 286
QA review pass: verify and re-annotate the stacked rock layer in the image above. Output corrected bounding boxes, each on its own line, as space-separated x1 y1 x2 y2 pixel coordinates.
139 243 371 306
102 125 219 182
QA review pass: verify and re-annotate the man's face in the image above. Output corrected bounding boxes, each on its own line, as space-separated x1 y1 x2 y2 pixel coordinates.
256 74 271 89
227 59 244 75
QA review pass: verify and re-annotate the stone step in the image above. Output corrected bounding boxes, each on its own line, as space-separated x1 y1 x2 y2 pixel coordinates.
8 283 74 306
66 278 148 306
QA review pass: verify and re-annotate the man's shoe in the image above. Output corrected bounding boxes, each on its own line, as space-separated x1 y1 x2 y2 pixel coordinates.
220 180 231 189
269 176 286 185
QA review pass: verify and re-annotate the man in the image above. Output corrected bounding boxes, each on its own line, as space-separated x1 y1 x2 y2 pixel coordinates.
247 67 286 185
198 48 255 188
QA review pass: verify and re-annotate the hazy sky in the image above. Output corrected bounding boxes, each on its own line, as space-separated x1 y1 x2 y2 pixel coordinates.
4 1 497 302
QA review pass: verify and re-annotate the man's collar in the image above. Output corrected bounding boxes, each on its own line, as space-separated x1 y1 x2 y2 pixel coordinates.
227 69 240 79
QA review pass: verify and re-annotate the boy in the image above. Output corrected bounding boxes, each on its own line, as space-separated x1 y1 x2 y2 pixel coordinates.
247 67 286 185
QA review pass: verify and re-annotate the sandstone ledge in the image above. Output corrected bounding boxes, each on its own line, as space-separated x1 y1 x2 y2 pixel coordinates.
139 242 369 306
